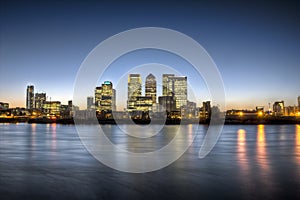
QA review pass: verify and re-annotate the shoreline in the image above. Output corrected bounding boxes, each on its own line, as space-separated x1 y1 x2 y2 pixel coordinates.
0 117 299 125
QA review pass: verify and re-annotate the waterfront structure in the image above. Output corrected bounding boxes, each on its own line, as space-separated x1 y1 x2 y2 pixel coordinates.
273 101 284 116
145 73 157 104
95 81 116 112
26 85 34 110
43 101 61 116
0 102 9 110
87 96 94 110
167 76 187 109
162 74 174 96
34 93 46 110
127 74 142 111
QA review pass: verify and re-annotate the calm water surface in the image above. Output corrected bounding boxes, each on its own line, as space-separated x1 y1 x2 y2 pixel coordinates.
0 123 300 200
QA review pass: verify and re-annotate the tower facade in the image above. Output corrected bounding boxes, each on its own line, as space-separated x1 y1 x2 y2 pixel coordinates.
26 85 34 110
162 74 174 96
167 76 187 109
95 81 116 112
127 74 142 111
145 73 157 104
35 92 46 110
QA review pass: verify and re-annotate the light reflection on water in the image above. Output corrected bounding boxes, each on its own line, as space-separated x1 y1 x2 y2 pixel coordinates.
296 125 300 168
0 124 300 199
237 129 248 172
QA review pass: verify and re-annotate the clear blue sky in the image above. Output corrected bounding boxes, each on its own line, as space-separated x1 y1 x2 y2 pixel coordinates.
0 0 299 110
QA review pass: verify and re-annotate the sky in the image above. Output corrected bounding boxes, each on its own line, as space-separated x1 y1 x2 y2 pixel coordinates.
0 0 299 110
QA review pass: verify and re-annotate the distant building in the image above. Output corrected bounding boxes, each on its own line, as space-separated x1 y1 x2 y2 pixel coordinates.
34 93 46 110
158 95 176 112
87 96 94 110
43 101 61 116
284 106 298 116
95 81 116 112
0 102 9 110
167 76 187 109
162 74 174 96
201 101 211 119
181 101 197 118
298 96 300 109
127 74 142 111
273 101 284 116
145 73 157 104
26 85 34 110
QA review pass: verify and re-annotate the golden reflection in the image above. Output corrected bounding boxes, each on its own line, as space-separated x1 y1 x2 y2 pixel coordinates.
237 129 248 172
256 124 271 173
31 123 36 134
295 125 300 164
256 124 273 192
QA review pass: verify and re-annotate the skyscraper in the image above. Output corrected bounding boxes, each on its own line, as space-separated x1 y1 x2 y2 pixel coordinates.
26 85 34 110
145 73 157 103
162 74 174 96
95 81 116 112
167 76 187 109
35 92 46 110
95 86 102 111
127 74 142 111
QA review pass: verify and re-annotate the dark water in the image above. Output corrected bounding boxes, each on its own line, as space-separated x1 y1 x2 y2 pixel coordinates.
0 123 299 200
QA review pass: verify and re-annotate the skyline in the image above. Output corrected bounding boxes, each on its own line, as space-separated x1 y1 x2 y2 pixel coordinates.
2 77 299 113
1 0 300 109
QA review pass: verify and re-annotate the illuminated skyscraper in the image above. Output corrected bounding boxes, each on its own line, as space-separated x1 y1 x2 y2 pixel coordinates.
162 74 174 96
145 73 157 103
167 76 187 109
95 81 116 112
95 86 102 111
26 85 34 110
127 74 142 111
34 92 46 110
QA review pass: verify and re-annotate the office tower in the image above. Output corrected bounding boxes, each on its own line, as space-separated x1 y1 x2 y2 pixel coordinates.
26 85 34 110
162 74 174 96
95 86 102 111
34 93 46 110
127 74 142 111
95 81 116 112
136 96 153 111
43 101 61 116
273 101 284 116
87 96 94 110
145 73 157 103
158 96 176 112
167 76 187 109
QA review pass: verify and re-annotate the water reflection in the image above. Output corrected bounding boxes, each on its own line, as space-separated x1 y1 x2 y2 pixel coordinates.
51 123 57 151
295 125 300 166
256 124 274 195
30 124 36 149
237 129 248 171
